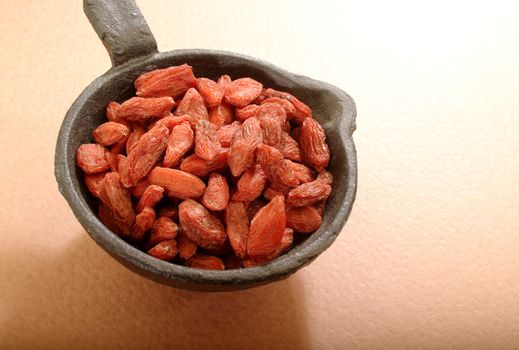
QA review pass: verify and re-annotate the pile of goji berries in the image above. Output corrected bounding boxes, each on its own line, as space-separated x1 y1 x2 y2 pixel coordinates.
76 64 332 269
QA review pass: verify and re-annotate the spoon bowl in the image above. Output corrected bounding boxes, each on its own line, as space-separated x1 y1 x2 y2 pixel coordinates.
54 0 357 291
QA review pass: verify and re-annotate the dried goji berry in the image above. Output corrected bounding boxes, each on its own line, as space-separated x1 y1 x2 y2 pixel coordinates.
148 167 206 200
232 164 267 202
132 178 150 198
147 240 178 261
259 115 283 147
148 216 179 246
209 102 234 128
235 104 259 121
185 253 225 270
256 144 298 188
135 64 197 98
224 78 263 107
217 121 241 147
151 113 189 132
126 125 170 186
243 228 293 267
114 97 175 121
287 160 315 184
247 195 286 258
115 154 132 188
106 101 122 123
195 119 221 160
263 186 286 202
84 172 106 198
260 97 296 116
163 121 194 168
178 199 227 250
179 149 229 177
93 122 130 146
228 117 262 176
174 88 208 128
317 170 333 185
286 206 322 233
99 172 135 236
264 88 312 123
257 102 287 124
202 173 229 211
300 117 330 172
157 206 178 220
246 199 265 221
125 124 145 154
177 231 197 260
225 201 249 258
76 143 110 174
286 178 331 207
277 132 302 161
136 185 164 213
132 207 155 241
98 202 122 235
217 74 232 89
196 78 224 107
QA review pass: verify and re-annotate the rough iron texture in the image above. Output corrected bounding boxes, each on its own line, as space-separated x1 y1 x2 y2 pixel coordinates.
54 0 357 291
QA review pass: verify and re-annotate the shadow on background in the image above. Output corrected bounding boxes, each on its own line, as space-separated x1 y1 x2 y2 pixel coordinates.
3 234 310 349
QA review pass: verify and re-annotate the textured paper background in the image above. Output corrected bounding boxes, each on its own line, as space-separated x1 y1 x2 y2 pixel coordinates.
1 1 518 349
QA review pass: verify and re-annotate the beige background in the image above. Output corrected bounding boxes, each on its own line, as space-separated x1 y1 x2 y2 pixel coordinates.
1 0 519 349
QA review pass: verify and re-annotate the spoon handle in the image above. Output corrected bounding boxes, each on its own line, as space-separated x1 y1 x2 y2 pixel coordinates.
83 0 158 67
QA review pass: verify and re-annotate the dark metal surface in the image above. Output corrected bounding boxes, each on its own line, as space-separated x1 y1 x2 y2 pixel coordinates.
54 0 357 291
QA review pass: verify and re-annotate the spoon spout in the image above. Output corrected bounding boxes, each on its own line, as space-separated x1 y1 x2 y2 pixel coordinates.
84 0 158 67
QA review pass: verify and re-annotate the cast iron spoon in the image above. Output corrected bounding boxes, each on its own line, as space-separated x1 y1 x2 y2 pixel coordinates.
54 0 357 291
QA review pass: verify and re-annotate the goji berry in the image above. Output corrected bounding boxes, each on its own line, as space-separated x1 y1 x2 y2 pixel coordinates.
185 254 225 270
299 117 330 172
225 201 249 258
286 206 322 233
76 143 110 174
132 207 155 241
148 216 179 246
84 172 106 198
93 122 130 146
147 240 178 261
148 167 206 200
256 144 298 188
209 102 234 127
224 78 263 107
195 119 221 160
178 199 227 250
126 124 146 154
174 88 208 128
202 173 229 211
177 231 197 260
277 132 302 161
235 104 259 121
163 121 194 168
135 64 197 98
286 178 331 207
232 164 267 202
99 172 135 236
126 125 170 185
116 97 175 121
228 117 262 176
264 88 312 123
217 121 241 147
247 195 286 259
179 149 228 177
136 185 164 213
196 78 224 107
